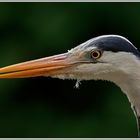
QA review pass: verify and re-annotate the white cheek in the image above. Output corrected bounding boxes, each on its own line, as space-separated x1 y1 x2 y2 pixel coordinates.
51 63 107 80
101 51 140 72
100 51 136 64
66 63 115 81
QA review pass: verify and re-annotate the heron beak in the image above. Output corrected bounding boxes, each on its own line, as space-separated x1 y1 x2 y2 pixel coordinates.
0 53 73 78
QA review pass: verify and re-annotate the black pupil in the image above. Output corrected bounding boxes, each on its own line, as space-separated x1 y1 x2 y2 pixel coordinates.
92 51 99 58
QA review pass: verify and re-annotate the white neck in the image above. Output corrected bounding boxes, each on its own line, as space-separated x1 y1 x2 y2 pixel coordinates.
109 55 140 116
115 74 140 116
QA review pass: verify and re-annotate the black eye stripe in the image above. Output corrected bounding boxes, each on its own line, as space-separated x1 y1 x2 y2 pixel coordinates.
83 35 140 58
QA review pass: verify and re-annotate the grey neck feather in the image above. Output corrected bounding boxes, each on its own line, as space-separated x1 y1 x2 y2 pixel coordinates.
108 57 140 137
105 61 140 117
116 73 140 116
118 77 140 137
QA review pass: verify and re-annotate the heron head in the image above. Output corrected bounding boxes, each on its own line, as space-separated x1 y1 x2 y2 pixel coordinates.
59 35 140 82
0 35 139 83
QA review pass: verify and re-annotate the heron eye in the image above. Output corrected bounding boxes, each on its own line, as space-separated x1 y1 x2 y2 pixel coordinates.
91 50 102 59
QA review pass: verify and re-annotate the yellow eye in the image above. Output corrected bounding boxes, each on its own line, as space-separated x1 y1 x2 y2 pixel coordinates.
91 50 102 59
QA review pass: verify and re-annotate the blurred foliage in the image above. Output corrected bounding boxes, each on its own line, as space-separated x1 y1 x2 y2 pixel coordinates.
0 2 139 138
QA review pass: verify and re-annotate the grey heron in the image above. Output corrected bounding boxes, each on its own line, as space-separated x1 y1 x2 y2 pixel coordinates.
0 35 139 137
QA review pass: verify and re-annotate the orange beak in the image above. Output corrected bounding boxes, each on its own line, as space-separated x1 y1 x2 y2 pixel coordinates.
0 53 73 78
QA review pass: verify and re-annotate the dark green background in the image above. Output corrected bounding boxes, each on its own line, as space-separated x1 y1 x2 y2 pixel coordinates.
0 2 139 138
